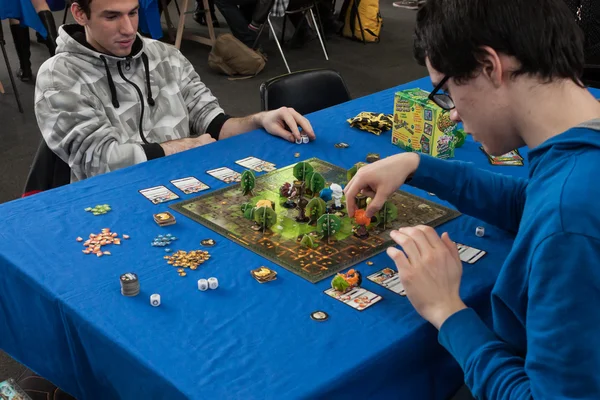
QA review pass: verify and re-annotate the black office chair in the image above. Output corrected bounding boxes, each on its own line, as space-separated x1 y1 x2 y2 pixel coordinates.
260 69 351 115
23 140 71 197
252 0 329 73
583 65 600 89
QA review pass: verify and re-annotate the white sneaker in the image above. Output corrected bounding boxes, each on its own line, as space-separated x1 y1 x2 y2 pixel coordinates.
393 0 419 9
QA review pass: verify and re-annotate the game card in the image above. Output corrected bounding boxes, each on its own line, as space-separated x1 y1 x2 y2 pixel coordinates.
0 378 32 400
367 267 406 296
480 147 524 166
206 167 242 184
235 156 276 172
170 177 210 195
324 287 382 311
139 185 180 204
457 243 487 264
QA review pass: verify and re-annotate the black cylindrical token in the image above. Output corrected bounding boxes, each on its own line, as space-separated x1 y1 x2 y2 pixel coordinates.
310 311 329 322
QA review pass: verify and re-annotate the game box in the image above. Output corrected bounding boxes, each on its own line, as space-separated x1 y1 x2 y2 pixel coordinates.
392 88 457 159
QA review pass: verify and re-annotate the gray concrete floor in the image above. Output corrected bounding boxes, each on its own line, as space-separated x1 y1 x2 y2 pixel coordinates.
0 0 427 389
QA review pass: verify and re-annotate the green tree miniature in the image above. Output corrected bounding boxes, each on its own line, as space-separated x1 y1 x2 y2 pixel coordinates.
347 162 367 182
306 172 325 197
300 234 317 249
240 170 256 196
293 161 314 182
317 214 341 239
254 206 277 233
241 203 255 220
377 201 398 229
306 197 327 225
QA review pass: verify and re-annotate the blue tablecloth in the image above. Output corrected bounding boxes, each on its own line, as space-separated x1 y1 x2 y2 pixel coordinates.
0 77 561 399
0 0 163 39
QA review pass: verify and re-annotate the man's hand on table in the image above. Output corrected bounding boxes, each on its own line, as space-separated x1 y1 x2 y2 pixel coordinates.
256 107 316 143
344 152 421 218
387 226 467 330
160 134 216 156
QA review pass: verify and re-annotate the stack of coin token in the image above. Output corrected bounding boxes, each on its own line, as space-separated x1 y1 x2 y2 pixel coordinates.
120 273 140 296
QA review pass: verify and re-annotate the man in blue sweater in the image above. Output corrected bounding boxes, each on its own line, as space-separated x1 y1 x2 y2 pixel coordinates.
345 0 600 398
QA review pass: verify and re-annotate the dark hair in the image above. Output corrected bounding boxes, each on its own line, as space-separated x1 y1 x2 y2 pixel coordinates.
413 0 585 86
72 0 92 18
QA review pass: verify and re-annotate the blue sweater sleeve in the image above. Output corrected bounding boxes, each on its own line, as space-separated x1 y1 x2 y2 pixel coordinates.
439 233 600 399
409 155 528 233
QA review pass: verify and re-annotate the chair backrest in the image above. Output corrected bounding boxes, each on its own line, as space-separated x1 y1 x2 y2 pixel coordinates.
260 69 351 115
22 140 71 197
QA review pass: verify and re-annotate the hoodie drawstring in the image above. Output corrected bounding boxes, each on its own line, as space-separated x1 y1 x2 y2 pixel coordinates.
100 55 120 108
141 53 155 106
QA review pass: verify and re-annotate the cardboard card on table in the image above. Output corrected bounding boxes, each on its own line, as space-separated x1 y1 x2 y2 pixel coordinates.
139 185 180 204
206 167 242 184
250 266 278 283
367 267 406 296
236 156 277 172
0 378 32 400
480 147 524 166
457 243 487 264
324 287 382 311
170 176 210 195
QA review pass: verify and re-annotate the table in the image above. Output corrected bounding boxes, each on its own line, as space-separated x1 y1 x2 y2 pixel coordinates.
0 77 545 399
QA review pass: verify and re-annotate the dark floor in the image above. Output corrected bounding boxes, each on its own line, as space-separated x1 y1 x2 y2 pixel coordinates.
0 0 426 389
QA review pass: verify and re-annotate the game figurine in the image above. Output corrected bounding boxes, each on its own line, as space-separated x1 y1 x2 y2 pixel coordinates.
240 170 256 196
330 184 344 210
279 182 297 209
331 269 362 293
293 180 306 199
319 187 333 203
353 209 371 239
355 193 368 209
306 197 327 225
295 196 310 223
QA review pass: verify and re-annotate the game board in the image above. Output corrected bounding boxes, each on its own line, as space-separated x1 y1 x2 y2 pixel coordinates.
171 158 460 283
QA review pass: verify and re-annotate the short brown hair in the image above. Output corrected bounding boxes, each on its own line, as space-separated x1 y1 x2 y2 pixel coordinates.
72 0 92 18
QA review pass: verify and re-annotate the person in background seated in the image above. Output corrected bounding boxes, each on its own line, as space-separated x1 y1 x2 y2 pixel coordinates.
8 0 59 81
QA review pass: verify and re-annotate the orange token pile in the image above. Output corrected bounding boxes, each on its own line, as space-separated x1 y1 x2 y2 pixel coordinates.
79 228 129 257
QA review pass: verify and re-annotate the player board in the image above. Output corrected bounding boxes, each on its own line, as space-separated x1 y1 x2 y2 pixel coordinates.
171 158 460 283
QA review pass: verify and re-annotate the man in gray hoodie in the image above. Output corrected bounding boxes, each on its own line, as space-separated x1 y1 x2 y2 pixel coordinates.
34 0 316 183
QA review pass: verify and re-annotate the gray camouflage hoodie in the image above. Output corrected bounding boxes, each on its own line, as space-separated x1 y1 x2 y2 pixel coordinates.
35 25 226 182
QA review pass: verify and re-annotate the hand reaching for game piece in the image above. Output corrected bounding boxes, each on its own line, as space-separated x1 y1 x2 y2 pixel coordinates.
259 107 316 143
344 152 421 218
387 226 466 330
160 134 217 156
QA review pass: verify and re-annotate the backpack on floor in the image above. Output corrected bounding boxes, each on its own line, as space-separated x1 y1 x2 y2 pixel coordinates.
340 0 382 43
208 34 267 79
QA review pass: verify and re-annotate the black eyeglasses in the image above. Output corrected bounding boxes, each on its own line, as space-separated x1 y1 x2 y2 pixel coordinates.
428 75 455 111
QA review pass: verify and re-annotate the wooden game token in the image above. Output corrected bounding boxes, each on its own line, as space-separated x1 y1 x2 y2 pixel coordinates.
294 153 300 158
201 239 216 247
310 311 329 321
366 261 374 266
